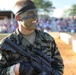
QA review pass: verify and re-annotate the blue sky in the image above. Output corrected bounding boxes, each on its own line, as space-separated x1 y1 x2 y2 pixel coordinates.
0 0 76 10
0 0 76 17
52 0 76 8
51 0 76 17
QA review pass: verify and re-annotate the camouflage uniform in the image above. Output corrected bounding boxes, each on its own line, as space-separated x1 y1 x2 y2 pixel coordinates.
0 29 64 75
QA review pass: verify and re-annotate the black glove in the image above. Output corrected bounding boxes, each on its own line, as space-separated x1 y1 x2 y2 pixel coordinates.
19 61 35 75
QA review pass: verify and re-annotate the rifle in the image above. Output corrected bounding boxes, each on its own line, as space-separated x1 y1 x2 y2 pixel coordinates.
0 38 60 75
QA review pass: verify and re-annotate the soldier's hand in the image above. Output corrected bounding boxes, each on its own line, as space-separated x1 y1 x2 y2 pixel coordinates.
14 63 20 75
19 61 35 75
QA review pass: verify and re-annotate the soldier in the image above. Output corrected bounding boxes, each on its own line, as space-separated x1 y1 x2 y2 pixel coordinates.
0 0 64 75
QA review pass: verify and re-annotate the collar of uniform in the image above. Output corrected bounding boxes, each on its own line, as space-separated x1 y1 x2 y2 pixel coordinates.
16 28 37 36
14 28 23 45
15 28 23 40
15 28 21 35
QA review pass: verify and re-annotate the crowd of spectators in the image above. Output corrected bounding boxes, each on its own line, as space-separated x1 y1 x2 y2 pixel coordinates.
0 17 18 33
0 17 76 33
38 17 76 33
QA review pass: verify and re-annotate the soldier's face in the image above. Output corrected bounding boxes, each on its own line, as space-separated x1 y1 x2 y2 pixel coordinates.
19 9 38 30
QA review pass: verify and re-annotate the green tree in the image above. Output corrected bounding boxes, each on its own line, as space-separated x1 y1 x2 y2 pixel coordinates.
32 0 53 12
69 4 76 16
62 9 70 18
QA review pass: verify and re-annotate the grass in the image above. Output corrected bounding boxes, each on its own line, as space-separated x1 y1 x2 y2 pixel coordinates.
0 33 11 41
0 33 10 36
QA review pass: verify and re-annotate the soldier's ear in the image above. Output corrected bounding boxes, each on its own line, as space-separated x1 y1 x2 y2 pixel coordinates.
15 14 22 21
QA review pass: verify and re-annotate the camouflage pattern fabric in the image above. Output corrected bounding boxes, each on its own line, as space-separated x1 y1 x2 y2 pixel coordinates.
0 28 64 75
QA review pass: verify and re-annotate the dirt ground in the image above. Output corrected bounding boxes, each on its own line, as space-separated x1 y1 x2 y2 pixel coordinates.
55 38 76 75
0 34 76 75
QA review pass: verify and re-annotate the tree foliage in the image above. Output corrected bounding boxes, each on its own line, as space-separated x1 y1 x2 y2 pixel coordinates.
32 0 53 12
69 4 76 16
62 9 70 17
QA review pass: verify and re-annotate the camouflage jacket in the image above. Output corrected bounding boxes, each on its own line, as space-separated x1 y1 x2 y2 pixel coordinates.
0 29 64 75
